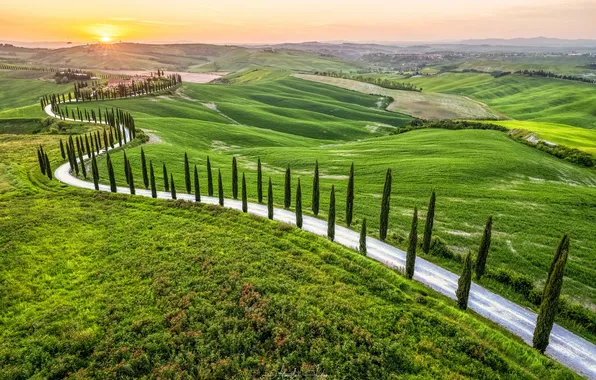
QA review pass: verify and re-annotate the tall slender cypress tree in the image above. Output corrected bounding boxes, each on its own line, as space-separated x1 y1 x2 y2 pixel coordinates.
456 251 473 310
194 165 201 202
78 145 87 179
45 153 52 180
232 156 238 199
207 156 214 196
107 152 117 192
327 185 336 241
533 235 569 353
37 148 46 174
59 139 66 159
141 148 149 189
150 161 157 198
257 157 263 203
379 168 392 241
475 216 493 280
170 174 176 199
359 218 367 255
163 163 169 191
184 152 191 193
123 151 129 184
268 178 273 220
406 207 418 280
241 172 247 213
91 154 99 190
312 160 320 216
127 160 135 195
85 135 91 158
296 178 303 228
422 190 436 253
218 169 224 206
284 164 291 208
346 163 355 227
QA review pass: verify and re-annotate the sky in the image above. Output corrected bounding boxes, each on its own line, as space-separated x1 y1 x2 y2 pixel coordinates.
1 0 595 44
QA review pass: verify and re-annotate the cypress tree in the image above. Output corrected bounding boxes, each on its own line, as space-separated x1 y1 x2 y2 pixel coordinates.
284 164 291 208
406 207 418 280
218 169 224 206
544 235 569 298
37 148 46 174
163 163 169 191
422 190 436 253
296 178 303 228
107 152 117 192
184 152 191 193
59 139 66 159
533 235 569 353
456 251 473 310
312 160 320 216
327 185 336 241
141 148 149 189
359 218 367 255
346 162 354 227
127 160 135 195
85 135 91 158
78 145 86 178
194 165 200 202
232 156 238 199
45 153 52 180
241 172 247 213
257 157 263 203
91 154 99 190
170 174 176 199
123 151 129 184
379 168 392 241
267 178 274 219
71 143 79 175
207 156 213 196
150 161 157 198
475 216 493 280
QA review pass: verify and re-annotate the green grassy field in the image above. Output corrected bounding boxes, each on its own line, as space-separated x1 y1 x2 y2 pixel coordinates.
294 73 503 120
489 120 596 155
0 109 577 379
0 70 71 112
451 56 596 76
63 74 596 324
405 72 596 130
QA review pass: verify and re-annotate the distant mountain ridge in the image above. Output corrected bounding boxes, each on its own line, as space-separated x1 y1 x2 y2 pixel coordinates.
459 37 596 47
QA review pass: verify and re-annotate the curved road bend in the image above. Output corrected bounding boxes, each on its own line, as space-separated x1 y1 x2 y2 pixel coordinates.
45 104 596 379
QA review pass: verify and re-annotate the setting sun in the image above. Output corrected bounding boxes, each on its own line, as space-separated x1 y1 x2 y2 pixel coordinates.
100 35 112 42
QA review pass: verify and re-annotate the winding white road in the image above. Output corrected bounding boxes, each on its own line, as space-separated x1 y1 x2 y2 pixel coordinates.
46 103 596 379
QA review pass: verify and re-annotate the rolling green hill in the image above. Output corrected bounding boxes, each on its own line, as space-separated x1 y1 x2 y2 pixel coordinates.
406 72 596 129
24 43 363 73
0 109 576 379
63 73 596 328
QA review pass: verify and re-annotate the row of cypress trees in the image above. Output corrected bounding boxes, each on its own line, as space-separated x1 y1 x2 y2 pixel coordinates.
36 145 52 180
39 74 183 108
60 144 571 353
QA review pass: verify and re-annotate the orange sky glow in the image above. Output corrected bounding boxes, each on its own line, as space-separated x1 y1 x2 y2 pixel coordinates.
1 0 595 44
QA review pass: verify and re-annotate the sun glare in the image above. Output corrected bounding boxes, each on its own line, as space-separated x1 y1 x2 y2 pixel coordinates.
100 35 112 43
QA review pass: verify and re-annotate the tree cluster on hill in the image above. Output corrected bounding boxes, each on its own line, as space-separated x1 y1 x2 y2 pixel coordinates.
313 71 422 92
54 69 93 83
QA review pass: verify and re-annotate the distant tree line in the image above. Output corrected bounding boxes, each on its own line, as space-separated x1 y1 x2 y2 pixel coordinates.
313 71 423 92
515 69 596 84
54 69 93 83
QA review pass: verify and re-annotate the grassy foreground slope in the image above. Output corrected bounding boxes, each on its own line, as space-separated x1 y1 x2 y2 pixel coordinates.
0 130 576 378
